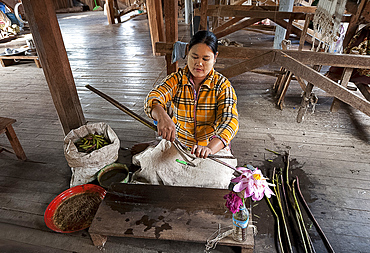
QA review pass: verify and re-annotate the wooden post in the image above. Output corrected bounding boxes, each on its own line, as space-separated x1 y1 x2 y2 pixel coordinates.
163 0 178 74
106 0 115 24
296 65 320 123
184 0 193 24
199 0 208 31
114 0 121 23
273 0 294 49
330 68 353 112
22 0 86 135
356 83 370 101
147 0 165 56
342 0 367 49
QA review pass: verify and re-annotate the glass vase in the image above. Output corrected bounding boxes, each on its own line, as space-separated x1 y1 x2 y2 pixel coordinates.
232 204 249 242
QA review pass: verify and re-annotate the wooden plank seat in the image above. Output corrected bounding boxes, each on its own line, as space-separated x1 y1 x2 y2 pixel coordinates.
0 117 27 161
0 55 41 68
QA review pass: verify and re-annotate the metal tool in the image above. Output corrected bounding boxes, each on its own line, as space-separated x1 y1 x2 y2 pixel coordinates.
85 84 243 175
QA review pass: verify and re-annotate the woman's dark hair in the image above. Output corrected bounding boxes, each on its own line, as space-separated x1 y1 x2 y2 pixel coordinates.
188 30 218 55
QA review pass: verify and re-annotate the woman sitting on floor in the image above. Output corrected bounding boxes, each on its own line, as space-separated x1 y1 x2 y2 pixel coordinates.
132 30 239 189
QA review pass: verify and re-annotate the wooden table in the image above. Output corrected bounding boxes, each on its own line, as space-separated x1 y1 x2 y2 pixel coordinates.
89 183 254 252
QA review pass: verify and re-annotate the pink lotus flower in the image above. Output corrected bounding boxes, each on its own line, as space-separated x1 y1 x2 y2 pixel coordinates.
231 167 275 201
223 192 243 213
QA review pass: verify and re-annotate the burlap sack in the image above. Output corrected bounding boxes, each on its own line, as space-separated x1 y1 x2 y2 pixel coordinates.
64 122 120 187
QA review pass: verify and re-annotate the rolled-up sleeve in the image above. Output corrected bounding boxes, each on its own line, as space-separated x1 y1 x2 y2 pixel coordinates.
144 72 179 119
215 81 239 145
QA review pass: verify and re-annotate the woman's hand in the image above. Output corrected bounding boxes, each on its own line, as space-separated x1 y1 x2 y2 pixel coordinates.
157 115 176 142
191 145 213 159
191 137 225 159
151 104 176 142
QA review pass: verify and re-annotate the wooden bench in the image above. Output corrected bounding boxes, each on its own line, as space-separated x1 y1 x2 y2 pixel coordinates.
0 55 41 68
0 117 27 161
89 183 254 252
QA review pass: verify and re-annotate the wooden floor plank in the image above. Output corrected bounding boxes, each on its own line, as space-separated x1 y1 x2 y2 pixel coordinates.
0 238 70 253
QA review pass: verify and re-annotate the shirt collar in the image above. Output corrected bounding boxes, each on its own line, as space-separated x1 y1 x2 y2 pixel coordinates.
182 65 215 89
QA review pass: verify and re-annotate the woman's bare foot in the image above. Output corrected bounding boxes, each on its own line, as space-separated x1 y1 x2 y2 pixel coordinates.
130 140 160 155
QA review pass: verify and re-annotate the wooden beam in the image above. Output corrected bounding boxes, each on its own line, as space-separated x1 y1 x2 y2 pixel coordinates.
260 5 317 13
22 0 86 135
214 18 263 38
146 0 165 56
205 6 307 20
213 1 252 34
272 16 320 46
195 5 351 22
220 51 276 78
155 42 370 69
274 52 370 117
285 50 370 69
163 0 178 74
356 83 370 101
213 17 243 34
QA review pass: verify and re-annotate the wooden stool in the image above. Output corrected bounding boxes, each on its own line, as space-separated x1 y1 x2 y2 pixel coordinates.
0 117 27 161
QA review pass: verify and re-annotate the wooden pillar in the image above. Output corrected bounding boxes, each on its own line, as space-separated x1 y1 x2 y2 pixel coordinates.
114 0 121 23
163 0 178 74
330 68 353 112
342 0 367 49
273 0 294 49
147 0 165 56
22 0 86 135
184 0 193 25
106 0 115 24
199 0 208 31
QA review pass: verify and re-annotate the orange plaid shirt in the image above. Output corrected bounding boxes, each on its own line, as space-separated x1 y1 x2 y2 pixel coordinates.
144 66 239 147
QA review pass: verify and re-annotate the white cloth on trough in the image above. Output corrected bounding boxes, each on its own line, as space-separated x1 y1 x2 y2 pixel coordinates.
132 139 237 189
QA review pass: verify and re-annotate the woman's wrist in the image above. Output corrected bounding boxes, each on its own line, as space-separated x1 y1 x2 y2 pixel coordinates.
207 137 224 154
151 103 168 122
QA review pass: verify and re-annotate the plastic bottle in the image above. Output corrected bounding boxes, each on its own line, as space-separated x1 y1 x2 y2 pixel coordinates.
232 204 249 242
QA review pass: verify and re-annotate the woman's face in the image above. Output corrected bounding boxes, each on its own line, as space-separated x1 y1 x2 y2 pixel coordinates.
187 43 218 82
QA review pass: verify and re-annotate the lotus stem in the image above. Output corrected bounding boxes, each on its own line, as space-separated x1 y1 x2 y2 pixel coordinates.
265 148 281 155
296 177 335 253
292 179 312 253
292 179 313 253
295 210 309 253
280 174 290 217
266 196 284 253
274 173 293 253
285 151 290 187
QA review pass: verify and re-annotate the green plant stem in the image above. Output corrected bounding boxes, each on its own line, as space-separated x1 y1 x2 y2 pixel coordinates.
266 196 284 253
292 179 315 253
274 174 293 253
285 151 290 187
265 148 281 155
295 209 309 253
296 177 334 253
280 174 290 218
